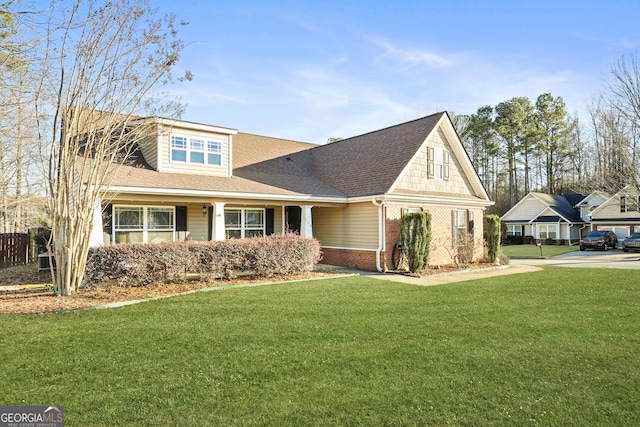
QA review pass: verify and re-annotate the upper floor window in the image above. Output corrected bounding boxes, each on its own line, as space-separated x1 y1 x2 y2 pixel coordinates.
208 141 222 166
171 136 187 162
427 147 450 180
621 196 627 213
171 134 223 166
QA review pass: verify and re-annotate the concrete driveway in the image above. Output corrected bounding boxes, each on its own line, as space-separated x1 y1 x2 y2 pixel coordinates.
510 248 640 269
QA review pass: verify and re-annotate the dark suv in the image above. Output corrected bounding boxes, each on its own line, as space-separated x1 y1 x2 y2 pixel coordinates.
580 230 618 251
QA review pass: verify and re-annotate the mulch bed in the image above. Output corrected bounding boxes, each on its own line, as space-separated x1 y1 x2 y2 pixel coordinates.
0 264 339 314
0 262 493 314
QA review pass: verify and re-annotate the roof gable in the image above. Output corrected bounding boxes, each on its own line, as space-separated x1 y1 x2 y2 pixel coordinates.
389 114 489 200
502 192 585 223
307 113 444 197
591 184 640 217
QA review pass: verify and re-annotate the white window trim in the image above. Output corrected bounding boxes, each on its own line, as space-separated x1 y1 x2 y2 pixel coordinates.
539 224 557 239
452 210 467 246
171 134 223 166
427 146 450 180
507 225 522 236
113 205 175 243
224 208 265 239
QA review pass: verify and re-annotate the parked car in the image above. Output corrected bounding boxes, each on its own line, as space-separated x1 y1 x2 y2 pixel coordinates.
623 233 640 252
580 230 618 251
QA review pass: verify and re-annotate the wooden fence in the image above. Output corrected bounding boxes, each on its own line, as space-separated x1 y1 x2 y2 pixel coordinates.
0 233 30 268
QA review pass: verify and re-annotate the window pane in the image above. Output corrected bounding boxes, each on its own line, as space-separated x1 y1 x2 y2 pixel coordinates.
148 208 174 230
171 149 186 162
208 153 221 165
246 230 264 238
225 209 241 227
226 230 241 239
115 207 143 230
115 231 144 243
245 209 264 228
148 231 174 243
191 139 204 151
171 136 187 149
190 151 205 164
208 140 221 153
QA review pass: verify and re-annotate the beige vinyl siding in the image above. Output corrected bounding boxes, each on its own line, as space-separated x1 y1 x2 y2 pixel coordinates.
394 128 475 196
313 203 378 249
159 126 231 177
272 207 283 235
502 197 547 221
185 204 209 241
594 193 640 220
138 132 159 170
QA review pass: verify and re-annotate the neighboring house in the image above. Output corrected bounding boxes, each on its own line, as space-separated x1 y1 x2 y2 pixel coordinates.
588 185 640 242
89 112 493 271
500 192 588 244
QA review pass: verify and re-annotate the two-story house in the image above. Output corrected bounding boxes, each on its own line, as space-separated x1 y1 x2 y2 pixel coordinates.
89 112 494 271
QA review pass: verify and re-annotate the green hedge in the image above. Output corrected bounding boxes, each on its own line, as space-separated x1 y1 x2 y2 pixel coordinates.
85 234 321 286
400 211 432 273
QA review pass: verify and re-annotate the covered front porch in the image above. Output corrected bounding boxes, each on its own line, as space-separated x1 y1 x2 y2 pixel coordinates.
90 193 343 247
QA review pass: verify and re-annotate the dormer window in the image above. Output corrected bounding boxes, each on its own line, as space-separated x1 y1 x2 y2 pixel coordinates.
208 141 222 166
171 135 222 166
171 136 187 162
190 139 205 163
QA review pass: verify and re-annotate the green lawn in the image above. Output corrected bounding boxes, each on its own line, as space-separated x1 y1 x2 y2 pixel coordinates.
1 268 639 426
501 243 580 258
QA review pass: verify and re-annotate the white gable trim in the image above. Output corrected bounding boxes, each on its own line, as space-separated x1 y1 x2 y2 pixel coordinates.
387 113 490 202
575 191 608 207
501 192 540 221
528 206 573 224
590 184 634 216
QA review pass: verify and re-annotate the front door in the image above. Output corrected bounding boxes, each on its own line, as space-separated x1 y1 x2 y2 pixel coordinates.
285 206 301 234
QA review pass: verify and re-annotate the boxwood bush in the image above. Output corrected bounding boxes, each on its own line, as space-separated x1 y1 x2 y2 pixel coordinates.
84 234 321 287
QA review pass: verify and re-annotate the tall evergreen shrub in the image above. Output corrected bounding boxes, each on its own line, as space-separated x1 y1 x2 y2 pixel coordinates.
486 214 501 263
400 211 432 273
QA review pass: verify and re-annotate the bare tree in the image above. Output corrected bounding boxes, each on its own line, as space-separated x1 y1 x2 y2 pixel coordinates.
29 0 186 295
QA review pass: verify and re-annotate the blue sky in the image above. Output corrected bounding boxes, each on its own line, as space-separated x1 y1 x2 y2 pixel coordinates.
161 0 640 144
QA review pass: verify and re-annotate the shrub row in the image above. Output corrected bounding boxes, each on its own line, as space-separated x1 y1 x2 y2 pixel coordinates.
84 234 322 287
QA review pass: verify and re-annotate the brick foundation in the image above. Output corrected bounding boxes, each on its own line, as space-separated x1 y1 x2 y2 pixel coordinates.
320 247 380 271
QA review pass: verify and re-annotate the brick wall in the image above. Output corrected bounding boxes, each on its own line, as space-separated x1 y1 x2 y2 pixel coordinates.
384 204 485 268
320 247 379 271
319 204 486 272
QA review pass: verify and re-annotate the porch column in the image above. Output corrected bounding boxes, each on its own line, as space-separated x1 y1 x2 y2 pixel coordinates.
88 199 104 247
300 205 313 238
213 202 226 241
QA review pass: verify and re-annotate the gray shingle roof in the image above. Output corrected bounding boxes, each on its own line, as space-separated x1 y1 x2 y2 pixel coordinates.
531 193 586 223
105 112 472 201
310 113 444 197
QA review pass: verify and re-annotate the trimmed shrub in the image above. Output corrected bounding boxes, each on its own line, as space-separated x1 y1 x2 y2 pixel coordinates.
485 214 501 264
85 233 321 287
400 211 431 273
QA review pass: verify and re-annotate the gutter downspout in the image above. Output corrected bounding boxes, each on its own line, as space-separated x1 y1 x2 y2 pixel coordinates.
372 198 386 272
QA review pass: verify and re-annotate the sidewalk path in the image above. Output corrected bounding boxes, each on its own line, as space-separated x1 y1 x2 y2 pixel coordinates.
318 263 542 287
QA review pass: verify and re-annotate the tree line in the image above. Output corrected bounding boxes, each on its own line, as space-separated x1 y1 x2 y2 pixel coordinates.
450 55 640 215
1 0 186 294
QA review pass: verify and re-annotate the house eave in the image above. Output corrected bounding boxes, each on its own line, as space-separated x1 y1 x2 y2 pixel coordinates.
102 185 346 204
373 193 494 207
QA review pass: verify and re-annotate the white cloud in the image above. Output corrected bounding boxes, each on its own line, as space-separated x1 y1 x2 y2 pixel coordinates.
365 35 451 68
